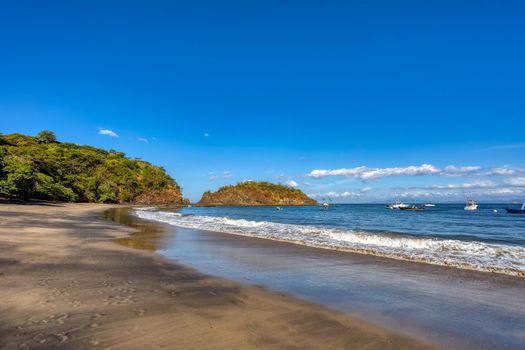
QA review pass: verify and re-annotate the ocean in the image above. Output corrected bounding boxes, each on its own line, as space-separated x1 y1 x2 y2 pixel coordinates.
108 204 525 349
135 204 525 276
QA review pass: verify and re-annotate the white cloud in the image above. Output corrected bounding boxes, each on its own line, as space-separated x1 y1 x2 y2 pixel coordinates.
99 129 118 138
484 167 518 176
428 180 496 190
306 164 525 180
308 191 362 198
397 186 524 199
209 171 233 181
505 177 525 186
137 137 148 143
302 182 313 187
484 188 524 196
360 187 373 192
286 180 298 187
306 164 440 180
397 190 453 199
274 174 285 179
442 165 481 175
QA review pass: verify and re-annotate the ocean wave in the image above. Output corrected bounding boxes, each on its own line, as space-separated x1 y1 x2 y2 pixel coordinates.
134 208 525 277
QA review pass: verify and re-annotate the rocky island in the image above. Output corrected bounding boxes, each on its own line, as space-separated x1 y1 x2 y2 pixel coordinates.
198 181 317 206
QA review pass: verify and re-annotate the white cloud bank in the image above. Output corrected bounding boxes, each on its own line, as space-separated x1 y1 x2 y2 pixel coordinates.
428 180 496 190
308 191 362 199
306 164 525 180
98 129 119 138
505 177 525 186
306 164 440 180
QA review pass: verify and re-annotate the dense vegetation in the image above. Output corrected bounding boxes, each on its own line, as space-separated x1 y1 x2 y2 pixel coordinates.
198 181 317 206
0 131 185 204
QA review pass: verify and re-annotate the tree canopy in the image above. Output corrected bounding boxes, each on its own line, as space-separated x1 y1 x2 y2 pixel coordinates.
0 131 183 203
37 130 57 143
198 181 317 206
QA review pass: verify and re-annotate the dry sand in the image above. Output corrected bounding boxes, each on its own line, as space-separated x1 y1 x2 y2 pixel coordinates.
0 203 438 349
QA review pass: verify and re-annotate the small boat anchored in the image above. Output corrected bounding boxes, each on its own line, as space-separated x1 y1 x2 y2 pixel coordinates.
385 199 410 210
464 199 478 211
506 203 525 214
321 197 331 209
399 205 425 211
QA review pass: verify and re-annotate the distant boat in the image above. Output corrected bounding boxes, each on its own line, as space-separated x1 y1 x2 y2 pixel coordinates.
423 203 435 207
400 205 425 211
464 199 478 211
276 206 284 211
506 203 525 214
386 199 410 209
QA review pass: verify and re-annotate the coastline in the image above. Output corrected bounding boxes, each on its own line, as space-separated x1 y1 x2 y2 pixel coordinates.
112 207 525 350
0 203 437 349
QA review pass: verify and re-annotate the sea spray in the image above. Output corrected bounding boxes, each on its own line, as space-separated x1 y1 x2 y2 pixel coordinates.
134 207 525 277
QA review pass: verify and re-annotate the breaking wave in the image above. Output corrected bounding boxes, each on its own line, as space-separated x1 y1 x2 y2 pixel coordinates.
134 208 525 277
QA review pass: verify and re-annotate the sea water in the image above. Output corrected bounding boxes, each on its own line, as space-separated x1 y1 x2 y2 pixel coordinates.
135 204 525 276
122 204 525 349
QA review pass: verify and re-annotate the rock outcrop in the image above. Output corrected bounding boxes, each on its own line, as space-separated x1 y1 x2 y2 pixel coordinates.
198 181 317 206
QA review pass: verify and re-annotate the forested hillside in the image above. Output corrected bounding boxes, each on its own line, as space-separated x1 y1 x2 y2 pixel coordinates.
0 131 185 204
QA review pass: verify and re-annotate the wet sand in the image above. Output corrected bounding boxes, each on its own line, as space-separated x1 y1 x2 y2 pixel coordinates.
0 203 437 349
107 208 525 350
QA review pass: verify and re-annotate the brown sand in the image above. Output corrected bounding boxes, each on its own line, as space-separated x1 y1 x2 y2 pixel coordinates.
0 203 438 349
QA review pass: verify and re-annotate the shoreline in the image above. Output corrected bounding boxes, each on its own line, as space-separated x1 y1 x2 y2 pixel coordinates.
133 206 525 278
0 203 438 349
115 207 525 350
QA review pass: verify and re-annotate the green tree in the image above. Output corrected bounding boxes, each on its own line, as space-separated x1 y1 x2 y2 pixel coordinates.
37 130 57 143
0 131 181 203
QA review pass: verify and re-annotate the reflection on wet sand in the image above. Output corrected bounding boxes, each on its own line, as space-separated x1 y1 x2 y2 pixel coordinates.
105 207 525 350
102 208 172 251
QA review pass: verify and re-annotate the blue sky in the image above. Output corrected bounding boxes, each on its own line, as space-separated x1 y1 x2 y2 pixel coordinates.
1 0 524 202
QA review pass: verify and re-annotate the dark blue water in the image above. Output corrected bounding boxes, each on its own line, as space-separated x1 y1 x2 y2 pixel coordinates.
181 204 525 246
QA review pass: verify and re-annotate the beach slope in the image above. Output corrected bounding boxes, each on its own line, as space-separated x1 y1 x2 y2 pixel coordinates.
0 203 436 349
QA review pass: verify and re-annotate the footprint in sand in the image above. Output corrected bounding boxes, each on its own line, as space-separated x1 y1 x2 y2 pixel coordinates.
103 295 134 305
134 308 147 316
70 300 82 308
116 286 136 294
53 331 69 344
37 278 51 287
91 313 105 320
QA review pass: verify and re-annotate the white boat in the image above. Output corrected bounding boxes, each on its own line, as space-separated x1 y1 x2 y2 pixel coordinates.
386 199 410 209
464 199 478 211
423 203 435 207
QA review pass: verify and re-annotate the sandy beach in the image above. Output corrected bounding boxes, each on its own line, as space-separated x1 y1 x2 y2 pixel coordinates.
0 202 438 349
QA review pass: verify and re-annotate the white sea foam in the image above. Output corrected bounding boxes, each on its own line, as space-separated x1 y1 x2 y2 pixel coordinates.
134 208 525 277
